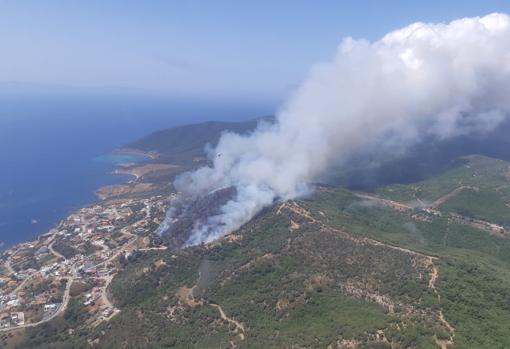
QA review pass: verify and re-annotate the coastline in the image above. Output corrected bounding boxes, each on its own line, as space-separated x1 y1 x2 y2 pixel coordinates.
113 147 160 160
0 163 169 333
112 163 179 180
97 148 179 201
1 150 151 251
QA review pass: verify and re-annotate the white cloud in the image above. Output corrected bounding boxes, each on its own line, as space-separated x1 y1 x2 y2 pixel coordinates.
162 13 510 244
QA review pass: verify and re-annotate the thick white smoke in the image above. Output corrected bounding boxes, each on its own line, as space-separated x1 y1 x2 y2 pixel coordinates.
166 13 510 245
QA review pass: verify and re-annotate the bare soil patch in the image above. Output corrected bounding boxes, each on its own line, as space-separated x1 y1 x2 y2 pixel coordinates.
114 163 179 179
96 182 154 200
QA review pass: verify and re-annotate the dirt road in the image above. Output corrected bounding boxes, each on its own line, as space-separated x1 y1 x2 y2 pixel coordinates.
353 193 413 212
210 304 245 340
429 186 478 209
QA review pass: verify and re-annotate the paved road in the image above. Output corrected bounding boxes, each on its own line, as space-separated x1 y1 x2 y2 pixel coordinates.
4 259 15 276
138 246 168 252
9 272 38 296
94 235 137 270
49 240 66 260
0 274 74 333
0 233 138 332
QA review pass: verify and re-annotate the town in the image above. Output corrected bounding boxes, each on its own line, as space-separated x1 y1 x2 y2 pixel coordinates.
0 195 169 331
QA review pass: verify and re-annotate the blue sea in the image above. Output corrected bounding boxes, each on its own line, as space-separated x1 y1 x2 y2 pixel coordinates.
0 93 272 248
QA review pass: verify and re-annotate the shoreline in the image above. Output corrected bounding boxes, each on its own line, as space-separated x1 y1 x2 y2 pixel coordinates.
111 163 179 181
113 147 159 160
1 151 150 252
98 162 179 201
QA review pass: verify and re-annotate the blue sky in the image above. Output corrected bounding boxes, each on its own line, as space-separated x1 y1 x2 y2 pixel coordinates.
2 1 510 102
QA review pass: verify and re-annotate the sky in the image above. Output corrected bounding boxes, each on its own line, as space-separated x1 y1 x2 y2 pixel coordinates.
2 0 510 102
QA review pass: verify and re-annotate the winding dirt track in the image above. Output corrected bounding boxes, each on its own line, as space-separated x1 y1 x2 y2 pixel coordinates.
429 186 478 209
277 200 456 349
277 201 436 260
210 304 245 340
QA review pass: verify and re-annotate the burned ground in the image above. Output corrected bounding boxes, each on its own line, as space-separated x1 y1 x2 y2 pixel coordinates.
161 186 237 247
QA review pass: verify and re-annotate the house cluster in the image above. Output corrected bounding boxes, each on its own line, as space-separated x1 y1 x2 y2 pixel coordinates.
0 274 64 329
82 286 115 322
0 312 24 328
0 195 168 331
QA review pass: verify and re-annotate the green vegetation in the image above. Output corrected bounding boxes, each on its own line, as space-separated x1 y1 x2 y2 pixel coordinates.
377 155 509 202
440 189 510 225
439 260 510 348
16 300 90 349
52 240 79 259
20 198 444 348
302 182 510 348
124 118 267 165
11 155 510 348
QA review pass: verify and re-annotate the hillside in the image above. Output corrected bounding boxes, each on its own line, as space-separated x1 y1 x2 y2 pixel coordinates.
96 118 270 199
121 117 270 166
11 155 510 348
6 118 510 349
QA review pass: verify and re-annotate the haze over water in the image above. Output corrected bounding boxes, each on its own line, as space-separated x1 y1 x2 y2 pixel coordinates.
0 93 272 248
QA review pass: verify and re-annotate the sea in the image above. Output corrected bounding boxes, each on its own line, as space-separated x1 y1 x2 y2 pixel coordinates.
0 93 273 249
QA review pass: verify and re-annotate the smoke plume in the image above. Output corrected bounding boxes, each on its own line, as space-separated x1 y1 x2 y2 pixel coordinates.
161 13 510 245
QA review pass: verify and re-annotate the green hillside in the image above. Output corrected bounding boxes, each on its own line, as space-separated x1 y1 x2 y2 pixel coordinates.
9 115 510 349
15 157 510 348
377 155 510 226
122 117 270 165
